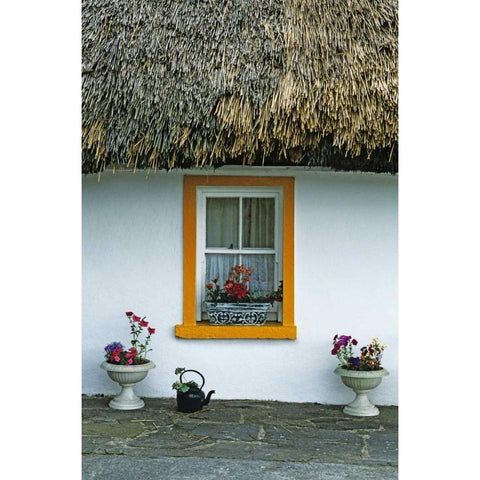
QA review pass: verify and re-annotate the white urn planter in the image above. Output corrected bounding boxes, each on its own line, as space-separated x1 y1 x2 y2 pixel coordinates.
334 366 389 417
101 360 155 410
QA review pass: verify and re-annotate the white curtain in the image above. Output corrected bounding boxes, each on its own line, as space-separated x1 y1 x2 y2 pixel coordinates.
206 197 238 248
241 254 275 295
205 254 239 287
205 253 274 297
242 198 275 248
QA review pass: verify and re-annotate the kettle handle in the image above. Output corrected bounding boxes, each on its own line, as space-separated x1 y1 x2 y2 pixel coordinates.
179 369 205 390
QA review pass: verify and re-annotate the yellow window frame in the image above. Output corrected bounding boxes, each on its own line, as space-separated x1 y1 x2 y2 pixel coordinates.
175 175 296 339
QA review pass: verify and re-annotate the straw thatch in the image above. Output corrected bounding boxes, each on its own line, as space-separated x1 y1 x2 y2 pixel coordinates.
82 0 398 174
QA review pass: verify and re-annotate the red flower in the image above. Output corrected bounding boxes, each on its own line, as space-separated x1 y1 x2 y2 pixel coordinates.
206 283 213 289
132 314 141 322
232 283 248 299
125 311 134 317
148 327 156 335
140 319 149 327
352 339 358 345
129 348 138 357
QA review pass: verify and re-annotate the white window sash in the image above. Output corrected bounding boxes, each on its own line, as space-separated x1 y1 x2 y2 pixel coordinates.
195 186 283 322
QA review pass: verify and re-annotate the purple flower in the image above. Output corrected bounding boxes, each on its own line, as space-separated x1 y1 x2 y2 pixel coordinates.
337 335 351 347
104 341 123 353
348 356 360 366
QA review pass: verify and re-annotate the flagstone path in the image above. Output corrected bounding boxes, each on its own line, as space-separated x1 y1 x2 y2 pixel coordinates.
82 395 397 479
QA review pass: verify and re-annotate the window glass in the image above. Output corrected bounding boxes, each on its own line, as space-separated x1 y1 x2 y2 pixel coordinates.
205 253 240 288
206 197 239 248
242 198 275 248
241 254 275 296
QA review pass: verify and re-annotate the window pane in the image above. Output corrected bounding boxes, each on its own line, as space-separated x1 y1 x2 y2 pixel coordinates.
241 254 275 297
205 254 239 290
242 198 275 248
206 198 239 248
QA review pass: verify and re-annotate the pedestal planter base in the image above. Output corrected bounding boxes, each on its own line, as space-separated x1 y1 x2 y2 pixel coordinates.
343 394 380 417
334 367 389 417
101 360 155 410
108 384 146 410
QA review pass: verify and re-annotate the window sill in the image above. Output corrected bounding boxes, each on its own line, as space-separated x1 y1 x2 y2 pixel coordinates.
175 322 297 339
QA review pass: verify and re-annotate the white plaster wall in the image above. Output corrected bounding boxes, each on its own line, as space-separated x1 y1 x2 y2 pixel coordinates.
82 168 397 405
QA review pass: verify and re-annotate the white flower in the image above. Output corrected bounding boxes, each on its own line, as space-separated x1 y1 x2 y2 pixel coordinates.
371 337 387 350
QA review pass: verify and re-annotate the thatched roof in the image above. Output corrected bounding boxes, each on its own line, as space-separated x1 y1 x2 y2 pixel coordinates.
82 0 398 174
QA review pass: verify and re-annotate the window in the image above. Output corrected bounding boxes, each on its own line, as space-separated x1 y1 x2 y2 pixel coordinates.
175 175 296 339
198 190 281 322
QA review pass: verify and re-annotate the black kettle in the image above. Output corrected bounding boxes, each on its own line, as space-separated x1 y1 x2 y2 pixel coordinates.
176 369 215 413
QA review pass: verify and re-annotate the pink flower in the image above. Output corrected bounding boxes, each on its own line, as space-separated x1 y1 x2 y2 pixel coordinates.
148 327 155 335
132 315 142 322
114 356 120 362
127 358 133 365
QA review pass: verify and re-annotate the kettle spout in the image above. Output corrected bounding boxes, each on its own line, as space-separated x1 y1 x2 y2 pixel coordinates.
202 390 215 406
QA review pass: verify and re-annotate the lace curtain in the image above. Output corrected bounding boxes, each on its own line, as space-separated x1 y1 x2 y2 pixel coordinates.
205 254 275 296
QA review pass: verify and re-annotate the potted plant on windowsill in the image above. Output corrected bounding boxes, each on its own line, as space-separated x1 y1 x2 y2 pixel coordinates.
204 265 282 325
100 312 156 410
332 335 389 417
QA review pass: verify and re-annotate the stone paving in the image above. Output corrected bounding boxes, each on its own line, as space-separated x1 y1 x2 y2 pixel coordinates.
82 395 398 479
